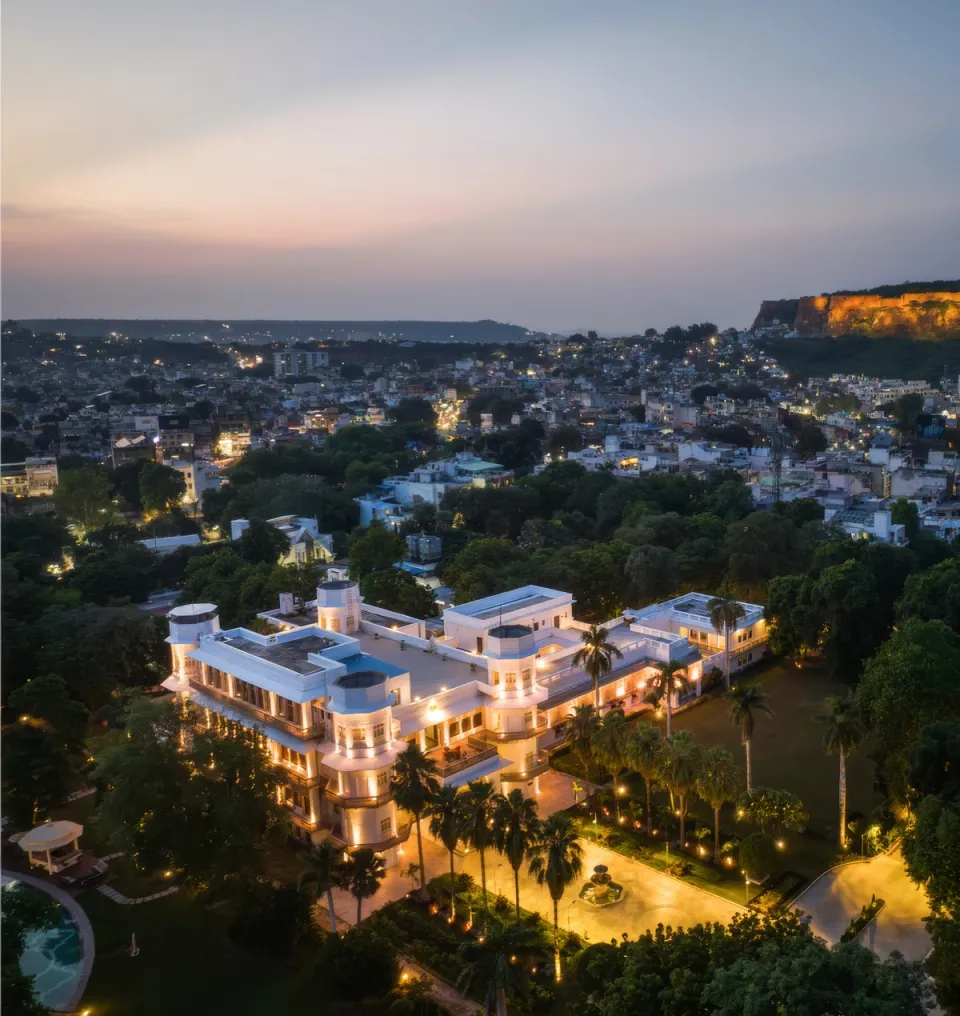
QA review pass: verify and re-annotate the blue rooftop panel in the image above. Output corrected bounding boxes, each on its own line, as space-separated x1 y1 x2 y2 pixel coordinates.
341 652 407 679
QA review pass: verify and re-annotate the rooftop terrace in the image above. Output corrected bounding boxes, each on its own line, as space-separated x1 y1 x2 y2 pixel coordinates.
223 632 336 674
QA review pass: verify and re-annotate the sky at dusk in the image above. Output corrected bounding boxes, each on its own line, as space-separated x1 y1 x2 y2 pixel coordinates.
3 0 959 332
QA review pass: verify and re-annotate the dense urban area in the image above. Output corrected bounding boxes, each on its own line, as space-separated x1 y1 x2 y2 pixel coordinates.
3 313 960 1016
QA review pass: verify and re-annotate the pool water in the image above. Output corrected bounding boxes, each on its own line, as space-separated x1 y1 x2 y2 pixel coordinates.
2 879 85 1011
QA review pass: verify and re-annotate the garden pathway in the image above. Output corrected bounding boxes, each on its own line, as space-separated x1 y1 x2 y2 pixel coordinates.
97 884 180 906
793 846 932 961
397 954 478 1016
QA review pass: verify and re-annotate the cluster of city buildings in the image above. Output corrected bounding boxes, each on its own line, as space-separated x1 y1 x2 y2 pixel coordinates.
5 320 960 549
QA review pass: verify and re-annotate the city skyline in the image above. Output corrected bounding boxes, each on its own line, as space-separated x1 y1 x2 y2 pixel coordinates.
3 0 959 331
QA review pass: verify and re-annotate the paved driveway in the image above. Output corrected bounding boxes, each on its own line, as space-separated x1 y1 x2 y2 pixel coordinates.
330 827 741 943
459 836 742 945
793 849 932 961
330 769 742 940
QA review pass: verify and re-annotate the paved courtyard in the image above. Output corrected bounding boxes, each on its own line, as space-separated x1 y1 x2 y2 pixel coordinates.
330 769 742 940
793 848 933 962
460 835 743 944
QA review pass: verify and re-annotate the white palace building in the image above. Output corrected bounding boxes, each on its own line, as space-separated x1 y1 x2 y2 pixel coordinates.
164 582 766 865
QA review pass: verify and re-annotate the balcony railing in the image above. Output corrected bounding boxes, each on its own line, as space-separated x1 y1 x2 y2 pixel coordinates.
189 680 324 739
428 737 500 778
324 788 395 808
476 725 547 743
500 755 550 782
271 762 325 790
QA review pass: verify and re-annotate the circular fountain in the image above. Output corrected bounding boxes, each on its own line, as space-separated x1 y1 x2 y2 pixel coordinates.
578 864 624 907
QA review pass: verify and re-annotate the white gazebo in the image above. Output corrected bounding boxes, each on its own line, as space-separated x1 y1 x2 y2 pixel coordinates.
17 821 84 874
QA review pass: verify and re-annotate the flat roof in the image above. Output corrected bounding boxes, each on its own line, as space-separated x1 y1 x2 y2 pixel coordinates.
353 630 483 697
224 633 336 675
670 598 715 621
471 595 555 620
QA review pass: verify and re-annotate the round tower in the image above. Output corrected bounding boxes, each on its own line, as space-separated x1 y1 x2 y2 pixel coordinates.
167 602 220 683
487 624 538 703
315 579 361 635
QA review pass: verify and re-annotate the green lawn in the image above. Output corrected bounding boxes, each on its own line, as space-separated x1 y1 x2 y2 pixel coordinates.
551 661 882 887
78 890 319 1016
664 662 881 842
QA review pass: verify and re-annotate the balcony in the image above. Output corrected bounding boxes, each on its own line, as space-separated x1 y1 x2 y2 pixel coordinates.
285 804 318 830
271 762 326 791
316 820 412 854
189 680 324 739
477 725 547 743
500 754 550 783
323 788 395 808
427 737 500 778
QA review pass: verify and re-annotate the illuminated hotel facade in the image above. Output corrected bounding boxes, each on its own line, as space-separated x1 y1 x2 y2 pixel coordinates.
164 582 765 865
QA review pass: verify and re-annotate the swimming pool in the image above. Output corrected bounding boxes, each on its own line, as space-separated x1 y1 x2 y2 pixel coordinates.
2 878 86 1011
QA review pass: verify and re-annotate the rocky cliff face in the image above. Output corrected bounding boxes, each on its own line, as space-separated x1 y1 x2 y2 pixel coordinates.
754 289 960 338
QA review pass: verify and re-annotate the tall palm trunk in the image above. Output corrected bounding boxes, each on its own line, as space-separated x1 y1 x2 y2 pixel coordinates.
449 848 457 919
479 847 488 910
514 865 521 921
665 695 673 737
356 895 363 925
724 628 731 690
644 776 653 836
678 794 686 845
838 745 847 848
553 898 561 982
593 671 601 710
326 886 338 934
713 806 721 862
415 814 427 892
744 736 753 794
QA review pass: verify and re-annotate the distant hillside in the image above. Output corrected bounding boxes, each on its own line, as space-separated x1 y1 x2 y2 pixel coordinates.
17 318 533 345
753 282 960 338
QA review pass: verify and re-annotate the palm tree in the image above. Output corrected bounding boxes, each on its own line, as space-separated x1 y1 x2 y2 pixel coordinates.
818 694 865 848
567 703 600 781
457 922 541 1016
461 779 498 910
708 593 746 689
647 660 686 736
391 742 441 896
727 683 772 794
297 840 345 934
429 784 466 918
696 745 740 862
340 847 386 925
573 625 624 709
493 790 539 920
658 732 701 845
589 708 629 787
625 722 661 835
527 814 584 982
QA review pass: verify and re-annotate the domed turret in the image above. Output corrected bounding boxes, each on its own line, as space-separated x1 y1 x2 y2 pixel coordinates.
315 579 361 635
167 603 220 683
